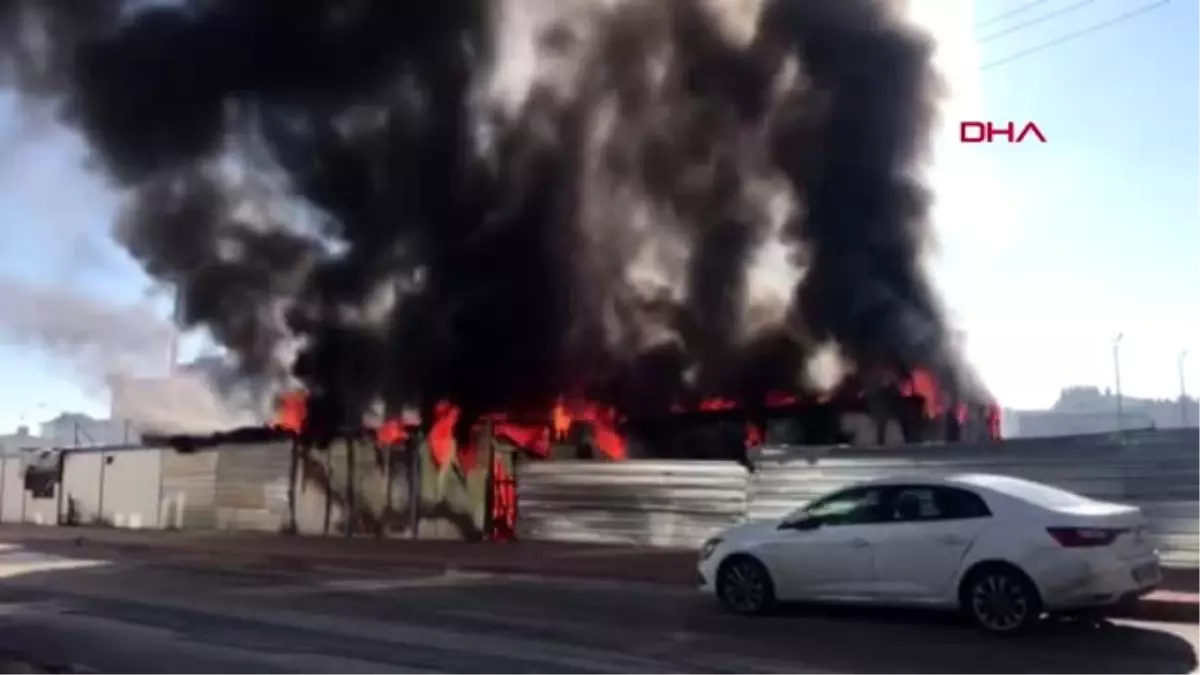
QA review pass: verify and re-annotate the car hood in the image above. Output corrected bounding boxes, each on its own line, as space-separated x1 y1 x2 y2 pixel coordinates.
718 520 779 544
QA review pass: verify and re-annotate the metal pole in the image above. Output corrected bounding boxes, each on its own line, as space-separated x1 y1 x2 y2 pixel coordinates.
345 437 356 539
1179 349 1189 426
482 420 496 542
409 432 422 540
381 439 393 539
97 450 107 525
1112 333 1124 435
286 438 299 534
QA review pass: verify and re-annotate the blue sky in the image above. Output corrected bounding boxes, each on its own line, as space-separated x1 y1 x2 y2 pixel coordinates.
916 0 1198 411
0 0 1196 433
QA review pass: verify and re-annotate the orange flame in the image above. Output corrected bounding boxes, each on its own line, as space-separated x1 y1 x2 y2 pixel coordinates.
551 398 571 441
273 390 308 434
376 418 408 446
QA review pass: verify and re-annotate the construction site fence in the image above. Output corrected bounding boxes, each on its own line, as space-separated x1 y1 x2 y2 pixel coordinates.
0 436 504 542
517 429 1199 566
0 428 1195 566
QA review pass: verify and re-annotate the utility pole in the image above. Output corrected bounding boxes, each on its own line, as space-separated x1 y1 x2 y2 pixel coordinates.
168 285 184 375
1112 333 1124 436
1179 349 1189 426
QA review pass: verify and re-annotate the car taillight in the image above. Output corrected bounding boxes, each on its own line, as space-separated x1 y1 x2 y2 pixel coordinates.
1046 526 1123 547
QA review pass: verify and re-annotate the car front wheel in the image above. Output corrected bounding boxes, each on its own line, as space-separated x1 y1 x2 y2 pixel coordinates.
716 556 775 615
961 565 1043 635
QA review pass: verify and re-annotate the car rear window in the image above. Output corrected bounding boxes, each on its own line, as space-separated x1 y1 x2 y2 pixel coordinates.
971 475 1092 509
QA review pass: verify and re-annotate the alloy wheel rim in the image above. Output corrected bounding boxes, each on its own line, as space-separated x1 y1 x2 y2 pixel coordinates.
723 562 765 612
971 573 1029 631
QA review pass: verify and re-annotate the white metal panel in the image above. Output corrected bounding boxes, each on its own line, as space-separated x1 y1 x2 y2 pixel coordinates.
62 451 103 524
101 447 164 529
0 456 24 523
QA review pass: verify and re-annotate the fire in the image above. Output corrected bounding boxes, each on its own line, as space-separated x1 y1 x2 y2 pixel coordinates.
428 400 460 467
376 419 408 446
900 368 942 418
272 390 308 434
416 397 629 472
551 399 570 440
270 365 999 466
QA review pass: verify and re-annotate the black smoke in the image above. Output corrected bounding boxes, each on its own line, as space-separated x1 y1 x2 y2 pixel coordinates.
0 0 988 435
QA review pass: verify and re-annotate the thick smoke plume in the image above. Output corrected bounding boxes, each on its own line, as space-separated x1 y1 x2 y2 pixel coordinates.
0 273 173 380
0 0 988 434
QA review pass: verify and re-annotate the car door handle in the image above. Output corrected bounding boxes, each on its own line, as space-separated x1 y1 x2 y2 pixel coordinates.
848 538 870 549
937 535 967 546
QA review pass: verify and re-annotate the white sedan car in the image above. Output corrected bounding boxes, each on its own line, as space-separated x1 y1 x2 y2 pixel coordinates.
697 473 1161 634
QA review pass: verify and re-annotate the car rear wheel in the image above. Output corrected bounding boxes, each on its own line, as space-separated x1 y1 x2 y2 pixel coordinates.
961 564 1043 635
717 556 775 615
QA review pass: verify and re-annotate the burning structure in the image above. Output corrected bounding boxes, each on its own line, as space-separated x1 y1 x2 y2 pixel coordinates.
2 0 1000 471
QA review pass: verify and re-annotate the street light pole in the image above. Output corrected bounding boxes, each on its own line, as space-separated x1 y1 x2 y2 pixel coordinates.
1112 333 1124 435
1179 349 1189 426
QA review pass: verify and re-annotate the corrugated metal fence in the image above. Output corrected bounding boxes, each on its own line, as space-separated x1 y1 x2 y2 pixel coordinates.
749 433 1198 566
0 429 1195 566
516 431 1198 566
517 461 748 548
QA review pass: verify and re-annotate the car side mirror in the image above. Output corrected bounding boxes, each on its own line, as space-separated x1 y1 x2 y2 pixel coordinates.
778 515 821 531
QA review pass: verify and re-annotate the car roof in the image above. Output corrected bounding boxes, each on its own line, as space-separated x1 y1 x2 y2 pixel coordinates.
845 472 1034 491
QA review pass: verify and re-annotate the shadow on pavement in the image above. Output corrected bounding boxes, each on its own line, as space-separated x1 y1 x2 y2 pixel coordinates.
0 543 1191 674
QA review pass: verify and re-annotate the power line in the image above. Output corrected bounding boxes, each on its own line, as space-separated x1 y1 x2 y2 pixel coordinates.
981 0 1171 71
975 0 1050 30
979 0 1095 44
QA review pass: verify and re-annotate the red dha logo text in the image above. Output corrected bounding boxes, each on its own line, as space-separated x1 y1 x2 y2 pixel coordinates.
959 121 1047 144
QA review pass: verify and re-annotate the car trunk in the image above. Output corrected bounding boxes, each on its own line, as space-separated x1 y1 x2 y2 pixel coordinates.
1054 500 1155 560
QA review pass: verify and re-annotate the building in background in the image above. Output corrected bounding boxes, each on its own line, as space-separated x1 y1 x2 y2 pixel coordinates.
1004 386 1199 438
40 413 132 447
0 426 51 454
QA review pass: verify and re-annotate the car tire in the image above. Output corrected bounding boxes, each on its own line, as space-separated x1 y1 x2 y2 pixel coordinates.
959 563 1043 635
716 555 776 616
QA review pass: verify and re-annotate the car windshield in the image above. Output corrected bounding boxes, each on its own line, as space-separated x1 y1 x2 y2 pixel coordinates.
972 475 1092 509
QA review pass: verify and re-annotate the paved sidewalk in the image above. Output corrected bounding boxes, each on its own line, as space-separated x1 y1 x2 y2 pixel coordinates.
0 525 1194 623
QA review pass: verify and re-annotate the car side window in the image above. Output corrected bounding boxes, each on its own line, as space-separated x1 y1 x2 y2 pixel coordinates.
890 485 993 522
934 486 992 520
891 487 941 522
804 487 888 526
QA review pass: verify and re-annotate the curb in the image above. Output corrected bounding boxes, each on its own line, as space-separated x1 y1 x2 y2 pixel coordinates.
1127 593 1200 624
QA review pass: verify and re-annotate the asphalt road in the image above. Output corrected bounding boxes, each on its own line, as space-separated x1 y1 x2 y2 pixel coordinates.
0 545 1193 674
